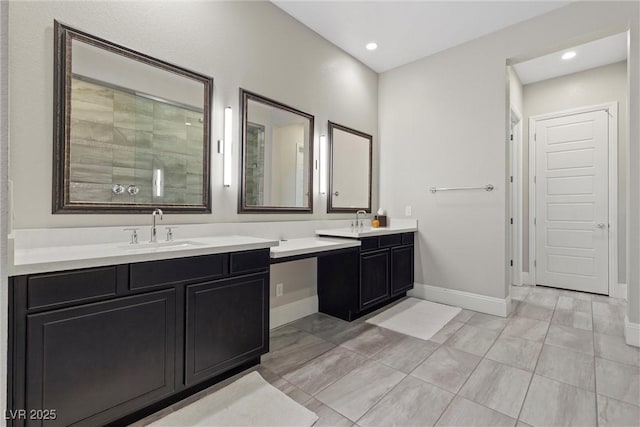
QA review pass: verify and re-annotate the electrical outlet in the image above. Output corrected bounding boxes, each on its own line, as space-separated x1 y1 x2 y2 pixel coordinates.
276 283 284 297
405 205 412 216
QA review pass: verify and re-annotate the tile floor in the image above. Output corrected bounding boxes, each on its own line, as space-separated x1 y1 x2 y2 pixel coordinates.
136 285 640 427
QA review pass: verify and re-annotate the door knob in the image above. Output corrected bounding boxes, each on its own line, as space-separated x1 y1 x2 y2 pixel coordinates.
596 223 606 229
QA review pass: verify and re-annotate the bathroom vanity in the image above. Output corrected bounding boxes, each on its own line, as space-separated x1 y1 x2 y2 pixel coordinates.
269 223 417 322
8 237 277 427
315 226 416 321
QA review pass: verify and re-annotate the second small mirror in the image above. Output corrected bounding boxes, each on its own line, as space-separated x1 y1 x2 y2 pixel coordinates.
240 89 314 213
328 121 372 213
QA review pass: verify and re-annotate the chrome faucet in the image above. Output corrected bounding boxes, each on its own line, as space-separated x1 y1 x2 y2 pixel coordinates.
150 208 164 243
355 210 367 229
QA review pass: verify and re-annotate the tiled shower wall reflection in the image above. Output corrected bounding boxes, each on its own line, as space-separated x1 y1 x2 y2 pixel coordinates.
68 77 204 205
245 123 265 206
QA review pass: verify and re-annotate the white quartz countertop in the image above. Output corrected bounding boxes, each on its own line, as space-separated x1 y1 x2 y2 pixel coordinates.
10 235 279 276
270 237 361 259
315 221 418 238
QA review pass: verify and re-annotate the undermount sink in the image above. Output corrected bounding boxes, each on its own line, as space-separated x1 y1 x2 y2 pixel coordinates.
118 240 206 251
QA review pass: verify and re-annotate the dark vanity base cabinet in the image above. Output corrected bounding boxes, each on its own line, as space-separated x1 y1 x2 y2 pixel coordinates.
317 233 415 321
9 249 270 427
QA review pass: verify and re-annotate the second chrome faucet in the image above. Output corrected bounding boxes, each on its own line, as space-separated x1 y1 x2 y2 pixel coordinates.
150 208 164 243
353 209 367 229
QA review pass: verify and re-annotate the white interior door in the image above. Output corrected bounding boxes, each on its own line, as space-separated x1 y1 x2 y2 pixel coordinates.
535 110 609 294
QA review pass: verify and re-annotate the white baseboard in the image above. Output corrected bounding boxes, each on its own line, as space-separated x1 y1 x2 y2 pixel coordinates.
408 283 511 318
610 283 627 300
624 316 640 347
521 272 532 286
270 295 318 329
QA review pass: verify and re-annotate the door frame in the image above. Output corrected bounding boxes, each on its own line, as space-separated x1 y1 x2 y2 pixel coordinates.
510 105 523 286
528 102 618 294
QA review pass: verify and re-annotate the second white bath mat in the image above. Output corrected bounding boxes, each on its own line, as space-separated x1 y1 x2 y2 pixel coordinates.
366 298 461 341
149 371 318 427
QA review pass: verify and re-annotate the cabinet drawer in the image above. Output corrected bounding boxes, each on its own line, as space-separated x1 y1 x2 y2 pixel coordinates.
402 233 414 245
230 249 270 275
130 253 228 290
379 234 402 248
27 267 118 310
359 237 379 252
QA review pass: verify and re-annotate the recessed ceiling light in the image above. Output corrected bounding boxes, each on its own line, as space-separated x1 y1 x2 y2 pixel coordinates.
366 42 378 51
562 51 576 60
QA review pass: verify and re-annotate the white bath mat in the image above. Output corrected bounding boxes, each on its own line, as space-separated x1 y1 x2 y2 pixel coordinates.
149 371 318 427
366 298 462 341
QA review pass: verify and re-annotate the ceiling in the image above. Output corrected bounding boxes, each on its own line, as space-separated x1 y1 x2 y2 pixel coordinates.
512 32 628 85
272 1 570 73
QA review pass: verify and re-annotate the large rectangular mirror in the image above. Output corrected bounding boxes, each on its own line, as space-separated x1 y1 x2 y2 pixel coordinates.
328 121 372 213
53 21 213 213
239 89 314 213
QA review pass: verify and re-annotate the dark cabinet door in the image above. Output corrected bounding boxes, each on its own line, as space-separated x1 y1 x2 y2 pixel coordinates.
391 245 414 296
185 273 269 385
359 249 390 309
25 289 176 427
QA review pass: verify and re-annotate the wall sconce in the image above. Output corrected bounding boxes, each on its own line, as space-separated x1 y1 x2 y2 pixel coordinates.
223 106 233 187
319 134 328 195
153 169 164 198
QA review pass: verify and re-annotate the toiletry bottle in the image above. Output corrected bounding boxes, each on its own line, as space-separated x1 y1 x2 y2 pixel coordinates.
372 216 380 228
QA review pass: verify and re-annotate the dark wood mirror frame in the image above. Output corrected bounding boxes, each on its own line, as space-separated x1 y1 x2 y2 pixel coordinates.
327 121 373 214
53 21 213 214
239 89 314 213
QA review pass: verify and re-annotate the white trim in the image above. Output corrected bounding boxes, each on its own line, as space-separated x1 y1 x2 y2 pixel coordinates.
608 104 619 298
528 116 536 286
408 283 511 318
529 102 618 294
610 282 627 300
269 296 318 329
624 316 640 347
510 105 523 286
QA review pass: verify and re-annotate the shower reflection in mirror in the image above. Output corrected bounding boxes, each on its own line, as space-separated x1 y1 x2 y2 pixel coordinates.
239 89 314 213
53 21 213 213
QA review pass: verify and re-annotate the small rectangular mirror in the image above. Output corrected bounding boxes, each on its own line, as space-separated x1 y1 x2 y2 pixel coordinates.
53 21 213 213
239 89 314 213
328 121 372 213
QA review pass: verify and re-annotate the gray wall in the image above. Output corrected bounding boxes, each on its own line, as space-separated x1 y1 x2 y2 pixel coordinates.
378 1 639 314
271 258 317 309
522 61 628 285
6 1 379 365
8 1 378 229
